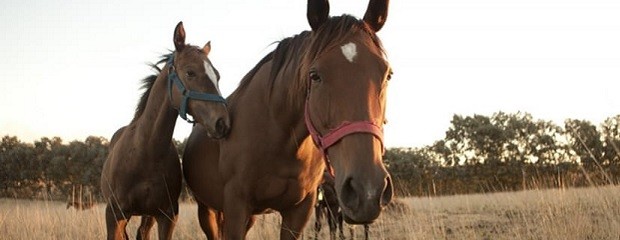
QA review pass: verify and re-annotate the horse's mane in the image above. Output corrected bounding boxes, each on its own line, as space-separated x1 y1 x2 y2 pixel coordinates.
226 31 310 107
227 14 385 108
132 54 172 123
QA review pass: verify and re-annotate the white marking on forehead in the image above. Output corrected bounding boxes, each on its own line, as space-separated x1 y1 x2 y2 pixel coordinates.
340 42 357 63
203 60 221 95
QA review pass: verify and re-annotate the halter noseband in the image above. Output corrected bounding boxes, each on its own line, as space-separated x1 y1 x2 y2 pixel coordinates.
167 54 226 123
304 92 385 177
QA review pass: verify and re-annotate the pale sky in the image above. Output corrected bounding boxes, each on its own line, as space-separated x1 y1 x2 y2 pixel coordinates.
1 0 619 148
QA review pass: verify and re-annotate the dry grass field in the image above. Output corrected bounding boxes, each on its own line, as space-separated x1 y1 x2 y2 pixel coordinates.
1 185 620 239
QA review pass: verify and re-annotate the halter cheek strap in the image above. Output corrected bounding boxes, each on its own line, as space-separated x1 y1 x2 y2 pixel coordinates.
167 54 226 124
304 100 385 176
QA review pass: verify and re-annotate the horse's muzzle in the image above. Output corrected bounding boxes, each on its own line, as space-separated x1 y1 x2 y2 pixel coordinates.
339 174 393 224
212 117 230 139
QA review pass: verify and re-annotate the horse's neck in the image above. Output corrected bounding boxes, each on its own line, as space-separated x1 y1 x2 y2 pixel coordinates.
269 73 308 148
135 74 177 150
232 69 307 151
270 52 310 145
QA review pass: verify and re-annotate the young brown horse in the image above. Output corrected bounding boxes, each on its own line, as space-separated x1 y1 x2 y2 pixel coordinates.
183 0 393 239
101 22 230 240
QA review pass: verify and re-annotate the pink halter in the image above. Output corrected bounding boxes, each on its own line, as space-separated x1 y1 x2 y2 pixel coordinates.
304 99 384 176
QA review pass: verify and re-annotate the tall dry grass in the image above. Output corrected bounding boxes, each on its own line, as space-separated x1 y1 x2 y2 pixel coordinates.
1 185 620 239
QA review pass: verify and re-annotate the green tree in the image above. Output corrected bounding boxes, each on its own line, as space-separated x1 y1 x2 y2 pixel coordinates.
82 136 108 194
444 114 492 165
384 147 438 195
34 137 64 196
564 119 604 169
0 136 37 197
601 115 620 166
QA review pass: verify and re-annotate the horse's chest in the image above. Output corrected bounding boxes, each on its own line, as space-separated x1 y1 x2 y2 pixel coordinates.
254 176 309 207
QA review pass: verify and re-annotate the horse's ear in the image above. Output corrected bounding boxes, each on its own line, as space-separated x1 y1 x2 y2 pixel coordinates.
173 21 186 52
203 41 211 56
363 0 389 32
307 0 330 31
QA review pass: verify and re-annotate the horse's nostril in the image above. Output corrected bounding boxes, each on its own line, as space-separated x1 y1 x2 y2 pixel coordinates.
381 176 394 207
215 118 229 136
340 177 359 210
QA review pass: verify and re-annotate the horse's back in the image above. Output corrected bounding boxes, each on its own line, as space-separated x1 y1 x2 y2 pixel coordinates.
101 125 132 177
102 125 129 169
101 126 127 198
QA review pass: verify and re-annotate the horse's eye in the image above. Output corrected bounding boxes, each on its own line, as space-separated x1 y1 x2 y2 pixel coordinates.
309 71 321 82
387 70 393 81
186 71 196 78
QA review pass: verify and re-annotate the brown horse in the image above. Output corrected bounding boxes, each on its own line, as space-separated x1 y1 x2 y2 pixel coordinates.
183 0 393 239
100 22 230 240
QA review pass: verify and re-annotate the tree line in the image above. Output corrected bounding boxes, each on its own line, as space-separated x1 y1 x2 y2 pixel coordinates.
0 136 186 201
1 112 620 200
385 112 620 196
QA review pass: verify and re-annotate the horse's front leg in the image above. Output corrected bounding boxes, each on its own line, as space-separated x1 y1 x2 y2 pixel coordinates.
223 185 253 240
314 204 322 240
198 202 222 239
327 209 337 240
280 192 317 240
337 213 344 240
155 204 179 240
105 203 130 240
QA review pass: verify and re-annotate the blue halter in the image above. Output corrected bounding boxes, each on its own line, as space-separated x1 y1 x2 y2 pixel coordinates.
167 54 226 123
